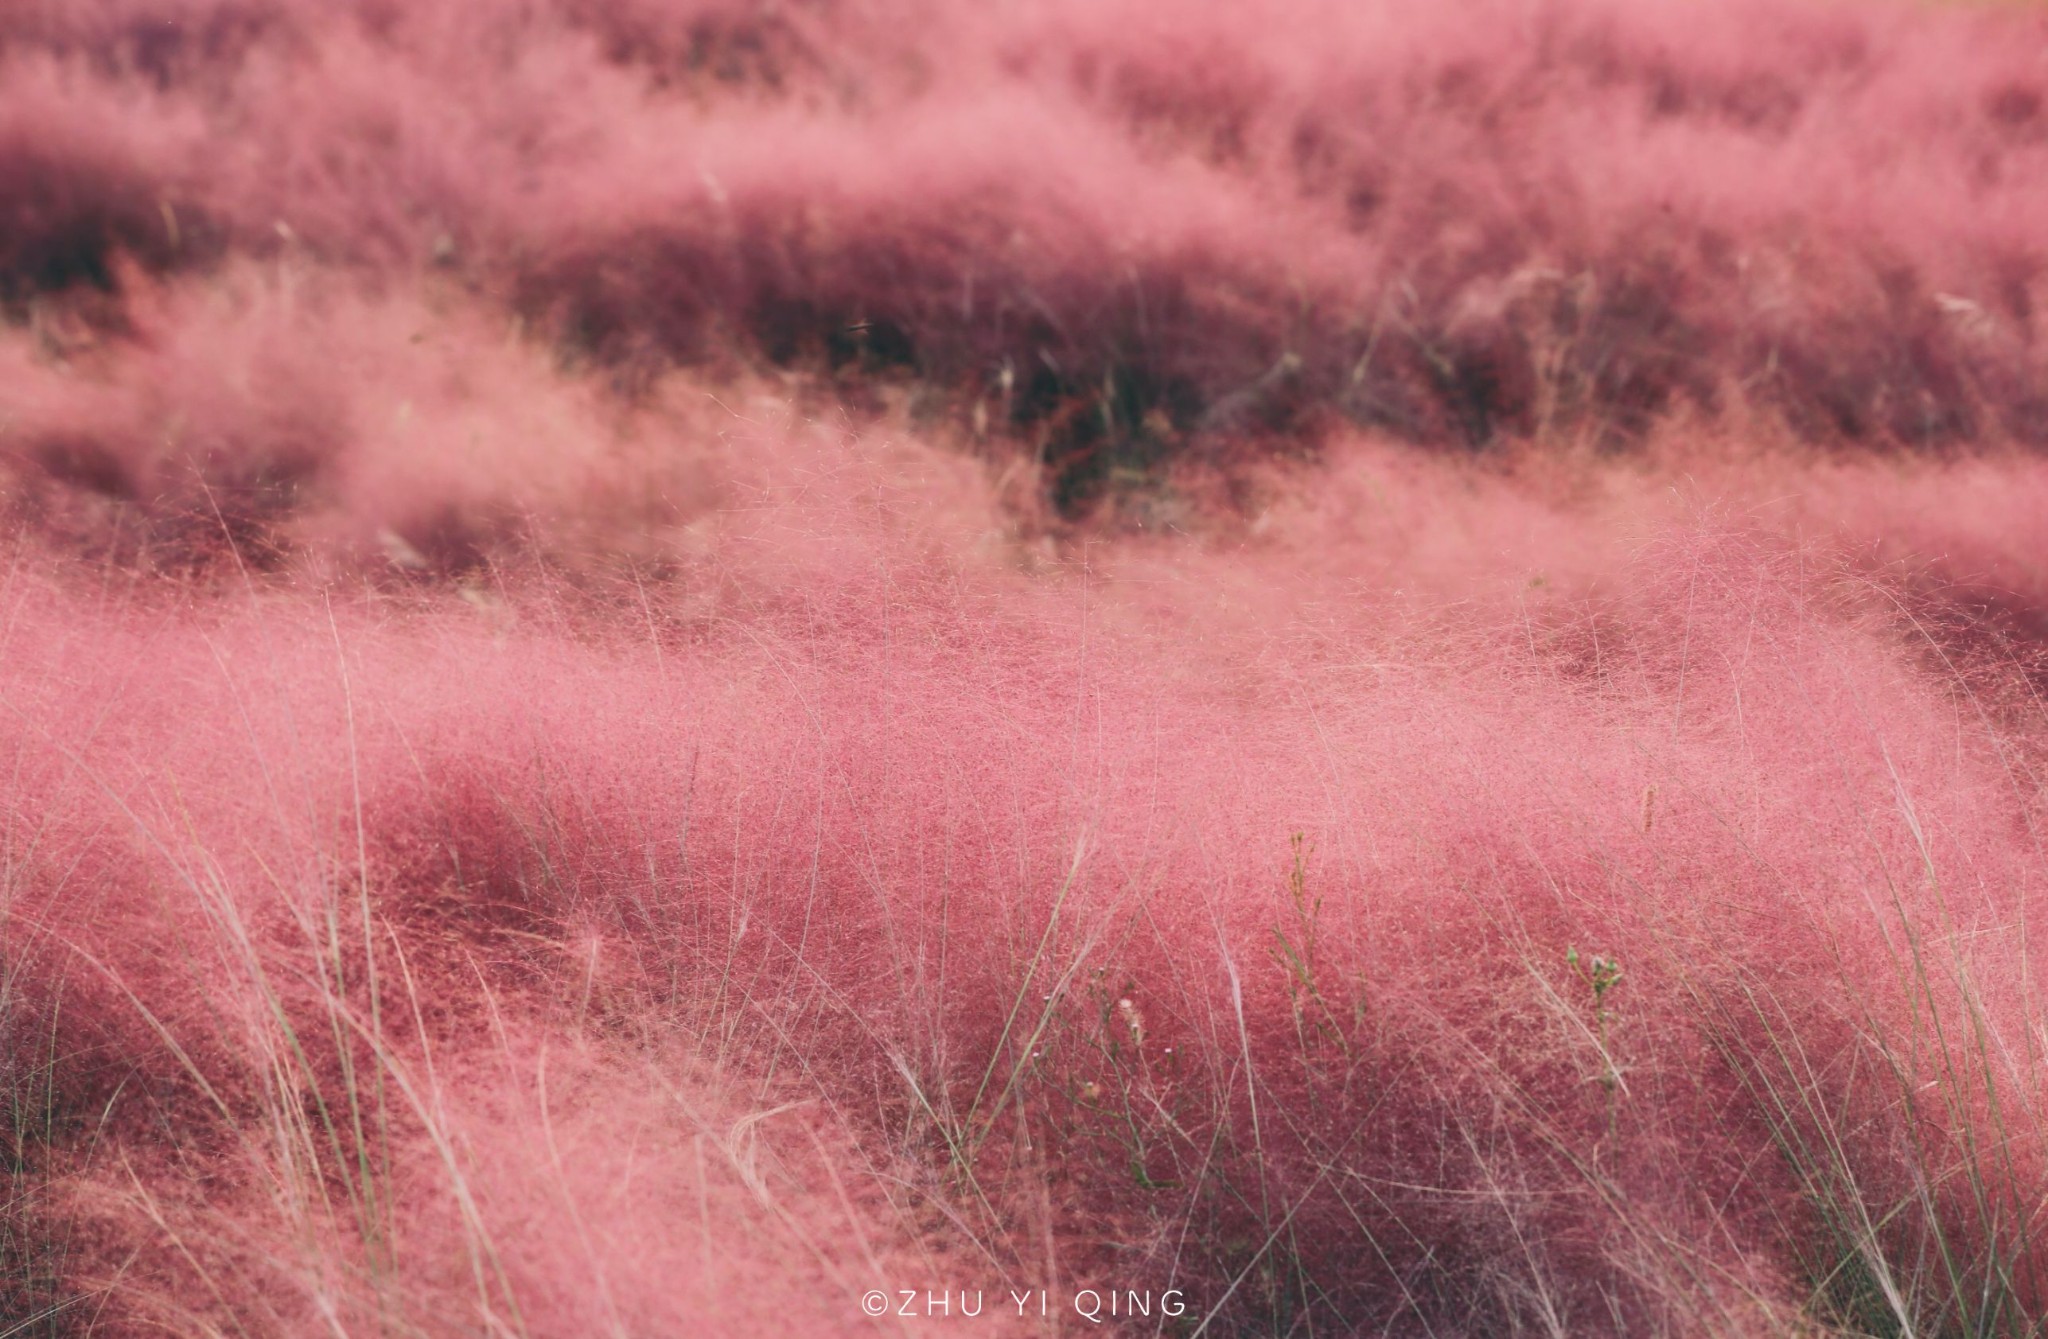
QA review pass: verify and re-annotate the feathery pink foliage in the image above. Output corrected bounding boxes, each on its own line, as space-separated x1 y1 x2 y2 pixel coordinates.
0 1 2046 1336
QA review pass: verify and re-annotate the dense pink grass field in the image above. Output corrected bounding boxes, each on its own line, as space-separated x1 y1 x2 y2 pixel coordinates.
5 0 2048 1334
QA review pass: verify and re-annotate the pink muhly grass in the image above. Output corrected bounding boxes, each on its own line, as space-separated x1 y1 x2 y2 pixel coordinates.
0 1 2045 1336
